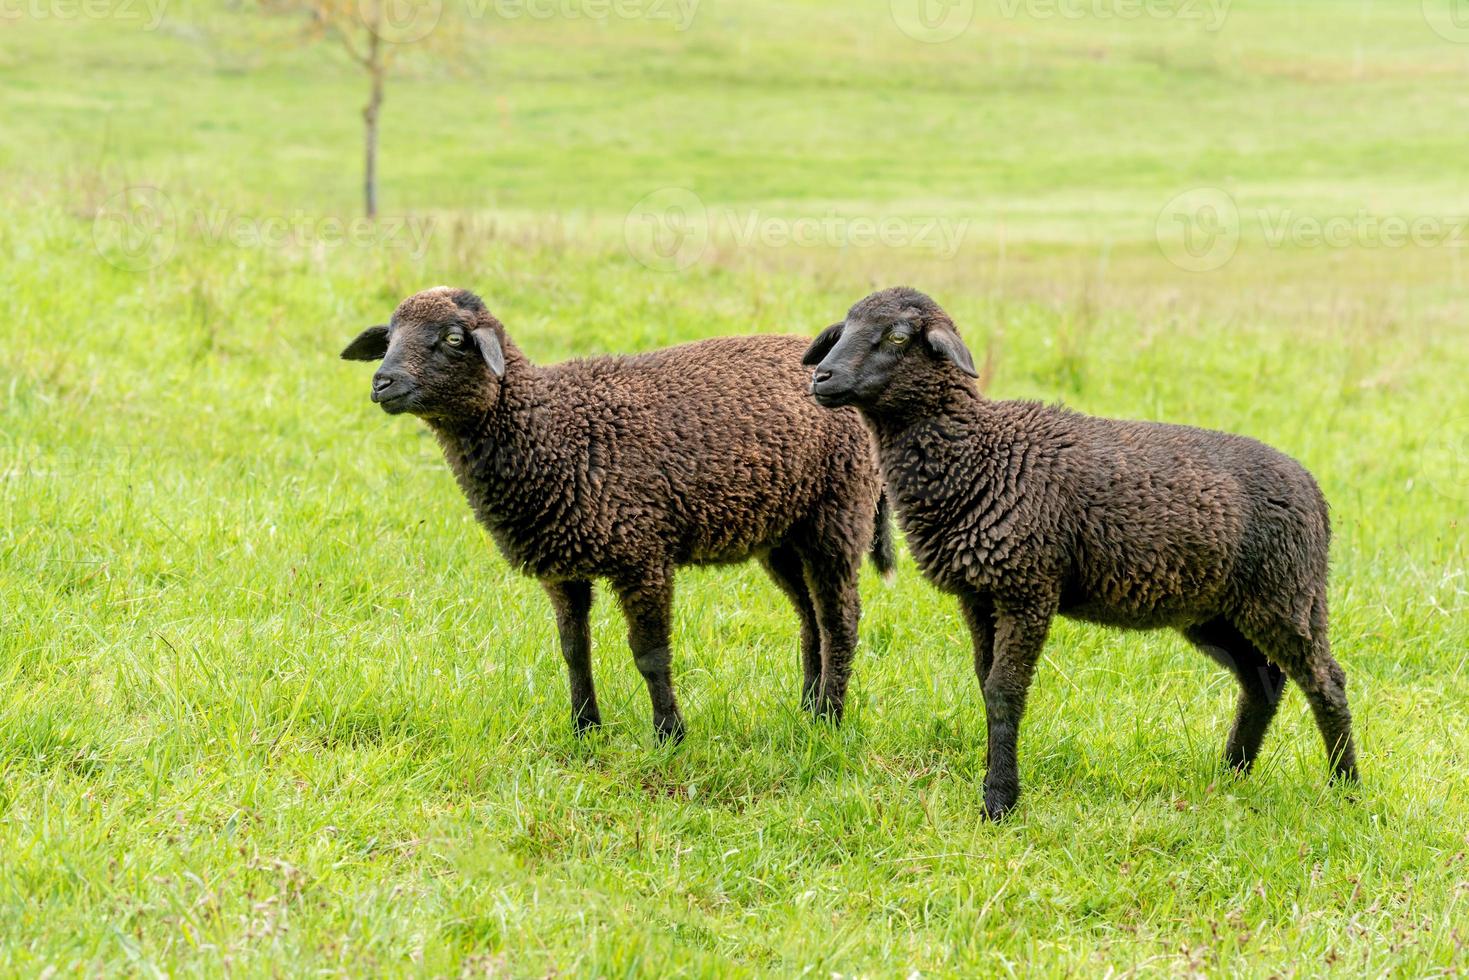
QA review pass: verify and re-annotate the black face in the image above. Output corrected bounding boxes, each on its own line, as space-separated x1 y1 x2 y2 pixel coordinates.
802 291 977 412
805 317 918 408
378 320 468 416
341 306 506 423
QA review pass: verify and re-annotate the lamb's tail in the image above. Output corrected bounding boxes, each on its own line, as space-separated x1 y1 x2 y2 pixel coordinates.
870 490 897 584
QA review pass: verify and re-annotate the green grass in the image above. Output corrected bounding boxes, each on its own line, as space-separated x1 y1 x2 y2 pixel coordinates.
2 2 1468 975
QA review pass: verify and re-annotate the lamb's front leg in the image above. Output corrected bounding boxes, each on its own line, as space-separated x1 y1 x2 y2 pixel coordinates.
615 570 685 744
543 579 600 734
981 594 1055 820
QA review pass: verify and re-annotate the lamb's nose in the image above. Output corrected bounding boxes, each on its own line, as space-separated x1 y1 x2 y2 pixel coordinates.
812 368 833 384
372 373 395 392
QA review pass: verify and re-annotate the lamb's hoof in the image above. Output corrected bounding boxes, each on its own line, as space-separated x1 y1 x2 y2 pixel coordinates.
982 784 1018 821
572 715 602 736
653 717 686 745
1223 754 1255 777
810 702 845 726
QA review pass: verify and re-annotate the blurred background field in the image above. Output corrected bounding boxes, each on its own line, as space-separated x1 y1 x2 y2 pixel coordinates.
2 1 1467 975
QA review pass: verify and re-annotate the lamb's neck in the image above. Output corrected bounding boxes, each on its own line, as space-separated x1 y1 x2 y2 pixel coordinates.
868 385 1020 516
868 380 991 447
428 355 579 545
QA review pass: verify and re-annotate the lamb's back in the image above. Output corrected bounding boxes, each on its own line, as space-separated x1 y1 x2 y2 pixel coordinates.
543 335 873 563
1041 408 1325 625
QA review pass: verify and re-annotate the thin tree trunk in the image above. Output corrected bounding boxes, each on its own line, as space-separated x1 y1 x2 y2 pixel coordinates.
362 28 383 219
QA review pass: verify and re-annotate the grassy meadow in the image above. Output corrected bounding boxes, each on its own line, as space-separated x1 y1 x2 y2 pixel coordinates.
2 1 1468 974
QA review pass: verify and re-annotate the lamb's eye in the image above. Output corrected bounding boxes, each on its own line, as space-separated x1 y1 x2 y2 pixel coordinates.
445 333 464 347
888 332 910 346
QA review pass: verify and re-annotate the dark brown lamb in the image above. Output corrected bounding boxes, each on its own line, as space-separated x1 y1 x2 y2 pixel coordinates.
805 286 1358 820
342 286 890 742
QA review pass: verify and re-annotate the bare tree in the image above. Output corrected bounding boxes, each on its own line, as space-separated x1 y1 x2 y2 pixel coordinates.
260 0 442 218
356 16 386 219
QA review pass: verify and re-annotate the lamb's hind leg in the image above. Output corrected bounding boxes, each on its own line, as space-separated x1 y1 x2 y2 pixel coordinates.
1183 617 1285 773
1240 596 1358 783
960 590 997 689
761 545 822 713
802 549 862 724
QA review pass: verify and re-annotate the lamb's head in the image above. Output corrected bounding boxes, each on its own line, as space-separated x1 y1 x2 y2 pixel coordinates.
341 286 508 422
803 286 977 413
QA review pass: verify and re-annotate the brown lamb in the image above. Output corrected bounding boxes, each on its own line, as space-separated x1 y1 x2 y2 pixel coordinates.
805 286 1358 819
342 286 891 742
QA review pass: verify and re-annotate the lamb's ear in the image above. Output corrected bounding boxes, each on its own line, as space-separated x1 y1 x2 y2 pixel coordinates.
802 322 844 365
472 327 506 378
926 326 978 378
341 325 389 361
